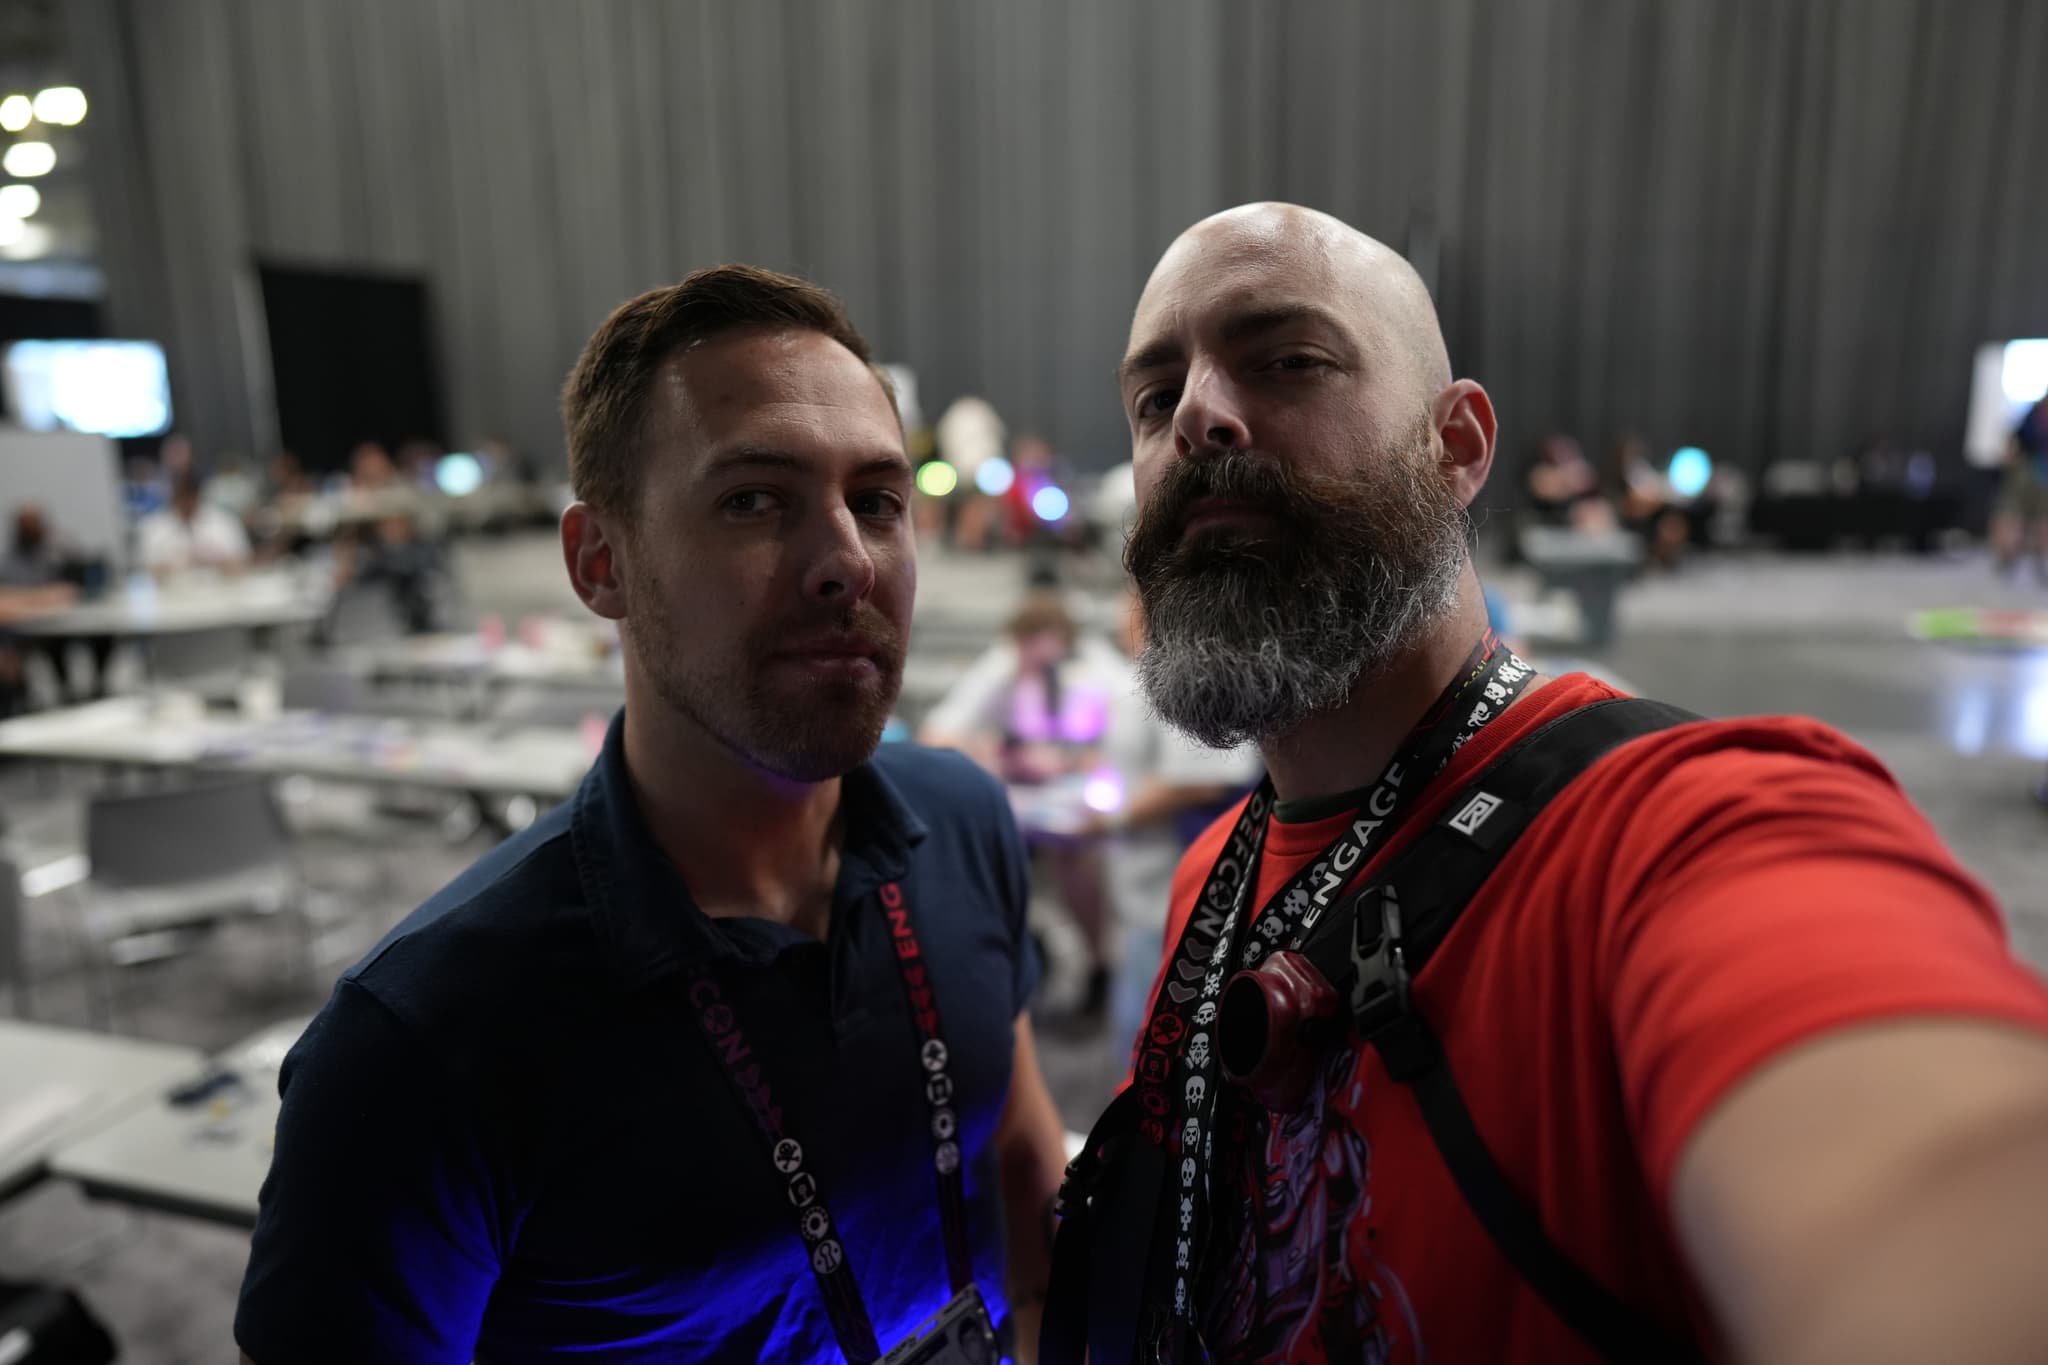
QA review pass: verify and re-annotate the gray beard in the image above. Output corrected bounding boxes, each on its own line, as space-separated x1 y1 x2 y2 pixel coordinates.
1136 528 1467 750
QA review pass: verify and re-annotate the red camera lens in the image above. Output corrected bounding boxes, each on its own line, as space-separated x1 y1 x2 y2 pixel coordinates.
1218 950 1339 1111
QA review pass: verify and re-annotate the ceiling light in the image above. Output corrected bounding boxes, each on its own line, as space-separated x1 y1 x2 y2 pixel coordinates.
0 184 39 218
0 96 29 133
2 142 55 178
32 88 86 126
0 222 53 258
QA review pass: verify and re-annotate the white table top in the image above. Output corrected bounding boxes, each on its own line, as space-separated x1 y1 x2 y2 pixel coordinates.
0 1020 206 1204
359 632 624 687
10 573 331 639
0 695 598 799
50 1016 310 1228
257 483 551 538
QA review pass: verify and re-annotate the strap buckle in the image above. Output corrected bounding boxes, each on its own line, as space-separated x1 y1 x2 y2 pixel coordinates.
1348 884 1411 1040
1054 1146 1092 1220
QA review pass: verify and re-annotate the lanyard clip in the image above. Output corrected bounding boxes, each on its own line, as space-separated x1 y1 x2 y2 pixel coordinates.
1348 884 1411 1041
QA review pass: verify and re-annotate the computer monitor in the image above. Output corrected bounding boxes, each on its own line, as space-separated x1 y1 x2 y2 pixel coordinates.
1 338 173 439
1965 339 2048 468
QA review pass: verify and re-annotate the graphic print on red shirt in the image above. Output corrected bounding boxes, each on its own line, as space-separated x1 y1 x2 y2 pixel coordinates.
1149 674 2048 1365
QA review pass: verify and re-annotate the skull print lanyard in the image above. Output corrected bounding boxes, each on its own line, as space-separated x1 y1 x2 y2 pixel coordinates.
1135 634 1535 1353
685 880 974 1365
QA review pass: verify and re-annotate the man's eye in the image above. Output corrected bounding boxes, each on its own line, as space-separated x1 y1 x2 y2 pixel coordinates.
1137 387 1181 418
722 490 780 515
853 490 905 518
1268 354 1323 372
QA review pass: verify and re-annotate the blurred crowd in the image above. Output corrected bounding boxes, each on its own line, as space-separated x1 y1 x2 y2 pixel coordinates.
0 431 551 718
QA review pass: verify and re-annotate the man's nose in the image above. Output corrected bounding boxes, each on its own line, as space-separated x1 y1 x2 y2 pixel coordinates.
801 506 878 604
1173 364 1253 457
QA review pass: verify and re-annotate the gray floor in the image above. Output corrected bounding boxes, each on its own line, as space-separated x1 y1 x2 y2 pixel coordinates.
2 534 2044 1362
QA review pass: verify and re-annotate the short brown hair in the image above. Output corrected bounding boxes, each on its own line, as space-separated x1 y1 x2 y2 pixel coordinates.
561 264 888 513
1005 591 1077 648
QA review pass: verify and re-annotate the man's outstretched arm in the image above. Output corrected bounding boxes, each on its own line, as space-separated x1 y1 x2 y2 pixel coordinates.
1675 1018 2048 1364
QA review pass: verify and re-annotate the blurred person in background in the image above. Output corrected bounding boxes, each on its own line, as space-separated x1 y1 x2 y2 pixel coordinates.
1991 397 2048 584
120 452 168 522
1088 585 1259 1057
1607 433 1689 570
922 591 1127 1017
137 472 252 578
237 265 1066 1365
1524 434 1616 532
936 395 1007 551
1056 200 2048 1365
333 440 444 632
0 504 64 589
203 455 261 521
1000 435 1059 547
0 505 82 714
248 450 318 561
261 449 313 504
397 437 446 490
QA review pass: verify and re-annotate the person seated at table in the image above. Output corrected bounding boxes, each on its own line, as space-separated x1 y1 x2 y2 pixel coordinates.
331 445 447 633
137 473 253 578
1523 433 1617 532
921 590 1127 1017
1607 433 1689 571
2 504 114 704
0 575 80 717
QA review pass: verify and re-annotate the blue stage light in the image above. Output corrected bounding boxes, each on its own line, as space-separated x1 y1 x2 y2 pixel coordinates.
436 452 485 496
975 457 1015 496
1668 446 1712 499
1031 485 1070 523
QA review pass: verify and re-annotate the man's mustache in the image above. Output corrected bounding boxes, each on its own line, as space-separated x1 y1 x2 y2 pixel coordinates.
760 606 904 661
1126 448 1312 582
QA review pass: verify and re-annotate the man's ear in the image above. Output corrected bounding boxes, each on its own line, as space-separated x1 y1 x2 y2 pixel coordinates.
1431 380 1498 509
561 502 630 622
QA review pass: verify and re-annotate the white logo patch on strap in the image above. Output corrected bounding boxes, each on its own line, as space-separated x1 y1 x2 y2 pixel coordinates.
1448 791 1503 837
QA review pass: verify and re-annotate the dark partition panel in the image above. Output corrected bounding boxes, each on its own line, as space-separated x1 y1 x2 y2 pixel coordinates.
257 261 444 474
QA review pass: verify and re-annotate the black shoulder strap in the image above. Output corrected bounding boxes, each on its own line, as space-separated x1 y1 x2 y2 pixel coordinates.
1042 1085 1164 1365
1301 696 1709 1365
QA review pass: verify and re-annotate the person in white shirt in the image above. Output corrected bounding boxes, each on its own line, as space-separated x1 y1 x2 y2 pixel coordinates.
137 473 252 577
922 590 1130 1013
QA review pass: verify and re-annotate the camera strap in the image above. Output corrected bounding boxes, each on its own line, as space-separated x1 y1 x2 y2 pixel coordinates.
1108 634 1534 1362
684 880 974 1365
1288 695 1708 1364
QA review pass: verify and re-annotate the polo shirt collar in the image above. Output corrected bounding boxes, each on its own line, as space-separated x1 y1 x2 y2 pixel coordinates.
571 711 928 987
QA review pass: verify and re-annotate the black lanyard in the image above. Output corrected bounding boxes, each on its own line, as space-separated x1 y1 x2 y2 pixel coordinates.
1133 636 1535 1350
685 880 972 1365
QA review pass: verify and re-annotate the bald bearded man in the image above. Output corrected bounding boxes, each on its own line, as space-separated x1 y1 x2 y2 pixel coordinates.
1046 205 2048 1365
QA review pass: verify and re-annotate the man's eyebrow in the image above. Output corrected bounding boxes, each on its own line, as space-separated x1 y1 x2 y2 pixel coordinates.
1218 303 1347 345
698 446 912 481
699 447 802 480
1119 338 1184 385
1119 304 1348 385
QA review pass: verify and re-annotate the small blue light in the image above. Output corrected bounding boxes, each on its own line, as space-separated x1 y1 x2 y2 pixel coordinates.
1031 485 1070 523
1668 446 1711 499
436 451 485 496
975 457 1015 496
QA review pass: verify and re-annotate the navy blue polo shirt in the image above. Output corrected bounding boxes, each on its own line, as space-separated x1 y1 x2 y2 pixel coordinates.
236 715 1039 1363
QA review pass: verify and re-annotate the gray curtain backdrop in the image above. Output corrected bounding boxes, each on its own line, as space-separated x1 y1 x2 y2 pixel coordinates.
64 0 2048 486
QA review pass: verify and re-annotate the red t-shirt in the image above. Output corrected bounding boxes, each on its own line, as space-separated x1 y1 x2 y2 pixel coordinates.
1151 673 2048 1364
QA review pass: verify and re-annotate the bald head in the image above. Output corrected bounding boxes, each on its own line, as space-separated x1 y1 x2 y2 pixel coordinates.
1118 200 1499 534
1128 203 1450 401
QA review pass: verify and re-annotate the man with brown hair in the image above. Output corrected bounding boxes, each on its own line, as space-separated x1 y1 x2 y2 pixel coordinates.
237 265 1068 1364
